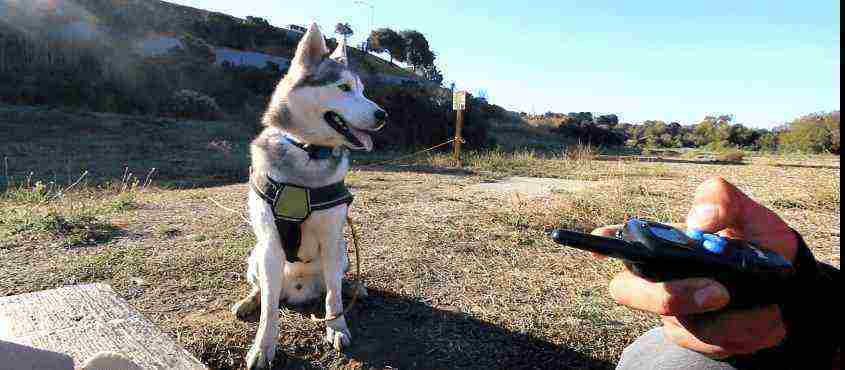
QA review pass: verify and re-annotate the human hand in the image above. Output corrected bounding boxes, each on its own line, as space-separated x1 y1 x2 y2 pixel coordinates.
592 177 798 358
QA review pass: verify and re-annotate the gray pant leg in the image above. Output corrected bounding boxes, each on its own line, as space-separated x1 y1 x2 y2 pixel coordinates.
617 327 737 370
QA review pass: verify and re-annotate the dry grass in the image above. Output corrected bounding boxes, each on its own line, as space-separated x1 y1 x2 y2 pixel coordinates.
563 142 598 163
714 149 745 163
1 108 840 369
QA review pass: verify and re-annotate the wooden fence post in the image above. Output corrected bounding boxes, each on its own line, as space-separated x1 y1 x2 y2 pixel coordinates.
453 90 467 167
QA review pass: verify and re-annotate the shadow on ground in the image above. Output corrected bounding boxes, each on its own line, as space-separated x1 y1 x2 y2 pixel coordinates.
0 340 75 370
255 288 614 370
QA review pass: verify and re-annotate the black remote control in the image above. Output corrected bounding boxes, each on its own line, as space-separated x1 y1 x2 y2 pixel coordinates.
550 219 796 309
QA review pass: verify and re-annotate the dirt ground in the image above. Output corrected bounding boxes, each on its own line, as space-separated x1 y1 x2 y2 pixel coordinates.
1 108 840 369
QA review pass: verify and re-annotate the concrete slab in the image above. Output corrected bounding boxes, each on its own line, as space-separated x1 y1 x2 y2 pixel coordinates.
0 283 206 370
470 177 601 198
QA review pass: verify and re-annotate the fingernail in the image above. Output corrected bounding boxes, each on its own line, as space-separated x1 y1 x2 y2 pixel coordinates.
694 284 729 310
688 204 718 228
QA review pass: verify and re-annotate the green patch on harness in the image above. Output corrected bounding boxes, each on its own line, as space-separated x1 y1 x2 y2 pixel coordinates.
250 173 354 263
273 185 310 222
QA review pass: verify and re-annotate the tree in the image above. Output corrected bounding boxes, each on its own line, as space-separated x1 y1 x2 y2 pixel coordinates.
757 132 779 152
667 121 682 136
368 28 405 63
400 30 435 70
643 120 669 147
727 123 761 148
246 16 271 28
567 112 594 126
596 114 619 128
824 111 841 154
475 89 488 102
334 23 353 43
693 115 733 147
779 111 840 153
421 65 444 85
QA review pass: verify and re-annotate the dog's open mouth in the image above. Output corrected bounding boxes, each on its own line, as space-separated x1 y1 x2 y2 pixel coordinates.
324 111 373 151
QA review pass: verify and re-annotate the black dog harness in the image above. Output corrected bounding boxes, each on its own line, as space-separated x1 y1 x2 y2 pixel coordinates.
251 135 353 262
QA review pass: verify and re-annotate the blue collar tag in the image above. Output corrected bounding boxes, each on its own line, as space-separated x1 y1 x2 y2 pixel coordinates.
283 134 336 160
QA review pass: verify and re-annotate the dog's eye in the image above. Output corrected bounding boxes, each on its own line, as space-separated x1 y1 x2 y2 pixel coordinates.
338 84 352 92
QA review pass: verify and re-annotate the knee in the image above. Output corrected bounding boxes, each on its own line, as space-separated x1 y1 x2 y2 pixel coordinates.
617 327 736 370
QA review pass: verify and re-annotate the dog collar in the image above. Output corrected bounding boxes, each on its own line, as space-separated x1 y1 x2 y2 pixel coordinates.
282 134 338 160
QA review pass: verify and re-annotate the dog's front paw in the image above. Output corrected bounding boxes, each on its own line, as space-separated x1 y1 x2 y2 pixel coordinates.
231 296 259 321
246 342 276 370
324 319 352 351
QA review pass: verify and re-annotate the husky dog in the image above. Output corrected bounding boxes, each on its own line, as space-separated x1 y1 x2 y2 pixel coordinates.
230 24 386 369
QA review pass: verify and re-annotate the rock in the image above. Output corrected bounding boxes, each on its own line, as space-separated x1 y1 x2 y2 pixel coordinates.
0 283 206 369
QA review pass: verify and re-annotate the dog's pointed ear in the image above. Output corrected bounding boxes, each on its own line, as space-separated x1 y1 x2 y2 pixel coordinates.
329 37 348 66
292 23 328 69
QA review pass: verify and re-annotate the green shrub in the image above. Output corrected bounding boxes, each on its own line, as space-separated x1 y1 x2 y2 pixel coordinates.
161 89 223 121
364 84 491 149
757 132 779 153
778 112 839 154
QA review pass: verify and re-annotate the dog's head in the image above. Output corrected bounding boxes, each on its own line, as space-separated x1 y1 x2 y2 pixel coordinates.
264 23 386 152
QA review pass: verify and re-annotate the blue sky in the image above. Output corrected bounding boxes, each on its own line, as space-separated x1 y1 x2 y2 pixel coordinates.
168 0 839 128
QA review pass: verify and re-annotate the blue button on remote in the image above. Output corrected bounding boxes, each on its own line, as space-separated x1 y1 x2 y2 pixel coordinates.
686 229 705 240
702 233 727 253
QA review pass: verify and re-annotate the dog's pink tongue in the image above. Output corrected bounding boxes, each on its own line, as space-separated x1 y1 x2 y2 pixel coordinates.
350 128 373 151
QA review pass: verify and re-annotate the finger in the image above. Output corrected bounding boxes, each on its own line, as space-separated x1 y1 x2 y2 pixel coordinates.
591 225 621 237
591 224 687 236
609 270 730 315
590 223 685 259
590 252 608 259
668 305 786 355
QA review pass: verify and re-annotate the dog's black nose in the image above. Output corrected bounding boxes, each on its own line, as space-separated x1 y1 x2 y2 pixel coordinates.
374 110 387 122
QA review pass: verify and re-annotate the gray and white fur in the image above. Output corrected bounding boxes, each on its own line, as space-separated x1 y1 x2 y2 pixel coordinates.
230 23 386 370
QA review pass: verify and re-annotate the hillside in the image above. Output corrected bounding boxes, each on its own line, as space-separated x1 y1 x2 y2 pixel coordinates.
2 0 507 151
3 0 416 78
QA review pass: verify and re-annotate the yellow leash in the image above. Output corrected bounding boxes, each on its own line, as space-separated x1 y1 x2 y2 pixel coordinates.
310 215 363 322
361 137 465 167
309 139 470 322
310 138 465 322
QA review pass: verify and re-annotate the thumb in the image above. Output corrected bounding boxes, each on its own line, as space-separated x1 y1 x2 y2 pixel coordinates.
686 177 797 261
686 177 744 233
687 203 724 233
